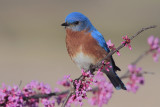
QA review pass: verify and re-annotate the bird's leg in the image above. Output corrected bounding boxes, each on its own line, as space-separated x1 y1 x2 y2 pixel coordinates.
89 64 96 74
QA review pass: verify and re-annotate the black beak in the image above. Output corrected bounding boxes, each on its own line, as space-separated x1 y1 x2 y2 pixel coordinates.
61 22 69 26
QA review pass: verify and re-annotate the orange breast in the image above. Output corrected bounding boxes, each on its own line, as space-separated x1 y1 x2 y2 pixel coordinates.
65 28 109 65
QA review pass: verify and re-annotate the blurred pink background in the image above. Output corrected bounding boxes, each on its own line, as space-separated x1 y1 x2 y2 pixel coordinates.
0 0 160 107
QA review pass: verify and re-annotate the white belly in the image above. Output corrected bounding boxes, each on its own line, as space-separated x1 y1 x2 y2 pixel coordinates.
72 52 95 70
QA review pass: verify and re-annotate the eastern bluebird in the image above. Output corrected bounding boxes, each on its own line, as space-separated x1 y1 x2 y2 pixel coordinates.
61 12 126 90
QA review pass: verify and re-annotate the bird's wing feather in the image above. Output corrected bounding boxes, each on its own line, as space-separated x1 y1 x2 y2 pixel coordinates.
91 30 121 71
91 30 110 53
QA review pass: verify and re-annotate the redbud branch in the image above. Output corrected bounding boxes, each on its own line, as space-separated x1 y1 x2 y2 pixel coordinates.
92 25 157 70
120 50 150 79
74 25 157 82
61 91 73 107
120 47 157 79
61 25 157 106
132 47 159 65
18 80 22 88
23 90 69 100
24 47 154 102
120 71 154 79
21 25 157 107
132 50 150 65
30 46 155 106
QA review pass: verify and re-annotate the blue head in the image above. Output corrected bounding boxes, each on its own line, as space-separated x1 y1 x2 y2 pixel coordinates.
61 12 95 31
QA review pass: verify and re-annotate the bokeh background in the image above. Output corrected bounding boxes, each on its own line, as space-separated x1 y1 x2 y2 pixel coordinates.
0 0 160 107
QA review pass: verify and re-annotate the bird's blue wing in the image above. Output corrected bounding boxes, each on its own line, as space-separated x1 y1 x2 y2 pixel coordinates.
91 30 121 72
91 30 110 52
91 30 126 90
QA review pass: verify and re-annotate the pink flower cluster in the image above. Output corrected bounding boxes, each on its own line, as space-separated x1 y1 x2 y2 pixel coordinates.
107 35 132 56
65 70 113 107
56 66 115 107
23 81 54 107
121 35 132 50
126 65 144 93
107 40 120 56
0 35 158 107
89 71 113 107
0 84 23 107
100 61 112 72
67 70 93 106
0 81 55 107
57 75 71 87
53 88 67 105
148 35 160 62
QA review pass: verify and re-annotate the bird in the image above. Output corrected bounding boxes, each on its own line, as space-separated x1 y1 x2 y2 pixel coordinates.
61 12 126 90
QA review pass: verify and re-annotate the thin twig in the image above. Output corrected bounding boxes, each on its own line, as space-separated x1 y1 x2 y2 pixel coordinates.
23 90 69 100
121 47 157 79
120 71 154 79
61 91 73 107
132 50 150 65
120 50 150 79
18 80 22 88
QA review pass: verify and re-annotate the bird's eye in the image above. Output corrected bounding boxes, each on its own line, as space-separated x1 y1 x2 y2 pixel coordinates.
74 21 79 25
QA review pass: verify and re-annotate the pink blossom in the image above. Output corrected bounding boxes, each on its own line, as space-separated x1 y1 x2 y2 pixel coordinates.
41 98 55 107
128 64 142 74
0 81 58 106
121 35 132 50
0 85 25 106
147 35 160 62
126 65 144 93
148 35 159 49
89 71 113 107
126 83 139 93
101 61 112 72
107 40 120 56
57 75 71 87
107 40 115 49
67 70 93 106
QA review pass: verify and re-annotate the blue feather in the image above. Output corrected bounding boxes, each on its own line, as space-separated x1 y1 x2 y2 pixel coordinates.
91 30 110 53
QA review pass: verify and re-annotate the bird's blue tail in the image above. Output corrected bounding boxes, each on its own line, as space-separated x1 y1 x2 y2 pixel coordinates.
106 72 127 90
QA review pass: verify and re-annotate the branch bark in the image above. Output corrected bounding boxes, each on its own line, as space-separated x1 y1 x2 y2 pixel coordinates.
61 91 73 107
22 25 156 107
61 25 157 106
